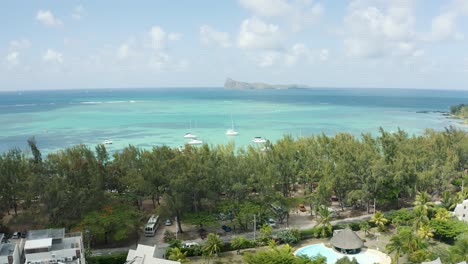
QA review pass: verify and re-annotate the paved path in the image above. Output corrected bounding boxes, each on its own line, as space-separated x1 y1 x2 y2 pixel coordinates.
91 212 375 258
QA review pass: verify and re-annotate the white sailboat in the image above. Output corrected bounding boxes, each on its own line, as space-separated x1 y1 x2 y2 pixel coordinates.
188 139 203 145
184 121 197 138
225 115 239 136
252 137 267 143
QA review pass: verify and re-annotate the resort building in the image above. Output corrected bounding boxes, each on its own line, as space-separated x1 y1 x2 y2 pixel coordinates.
0 234 20 264
453 199 468 222
24 228 85 264
330 228 364 254
126 244 180 264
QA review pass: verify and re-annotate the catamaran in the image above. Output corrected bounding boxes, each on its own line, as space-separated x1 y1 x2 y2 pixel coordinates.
225 115 239 136
252 137 267 143
188 139 203 145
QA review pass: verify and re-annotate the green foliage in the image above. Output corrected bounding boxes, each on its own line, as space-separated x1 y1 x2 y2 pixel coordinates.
167 247 190 263
335 257 359 264
243 244 326 264
430 218 467 243
448 234 468 263
79 203 141 244
370 211 388 231
276 228 301 244
163 230 176 242
86 253 127 264
202 233 224 257
387 209 413 226
259 224 273 241
230 236 254 250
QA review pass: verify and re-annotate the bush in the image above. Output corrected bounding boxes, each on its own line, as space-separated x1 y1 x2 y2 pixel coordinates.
276 229 301 244
348 222 361 231
181 245 202 257
300 228 316 239
386 209 413 226
86 253 127 264
163 230 176 242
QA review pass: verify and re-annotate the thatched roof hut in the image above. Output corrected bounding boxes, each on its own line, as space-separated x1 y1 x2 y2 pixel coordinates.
330 228 364 254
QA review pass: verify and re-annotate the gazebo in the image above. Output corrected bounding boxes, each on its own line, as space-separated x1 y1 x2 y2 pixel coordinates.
330 228 364 254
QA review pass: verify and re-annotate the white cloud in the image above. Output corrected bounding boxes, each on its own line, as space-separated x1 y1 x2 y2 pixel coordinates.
72 5 85 20
10 39 31 50
319 49 329 61
148 26 167 50
200 25 231 48
36 10 63 27
168 33 182 41
428 12 459 41
43 49 63 63
343 1 420 58
238 17 283 50
5 52 19 65
239 0 323 31
284 43 313 66
117 44 131 60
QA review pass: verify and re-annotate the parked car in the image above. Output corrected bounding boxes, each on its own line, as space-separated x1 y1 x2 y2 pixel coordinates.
298 204 307 212
267 218 277 227
21 231 27 238
182 242 199 248
221 225 232 232
12 232 21 239
165 219 172 226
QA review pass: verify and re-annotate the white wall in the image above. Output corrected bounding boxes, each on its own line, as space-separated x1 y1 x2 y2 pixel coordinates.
454 199 468 222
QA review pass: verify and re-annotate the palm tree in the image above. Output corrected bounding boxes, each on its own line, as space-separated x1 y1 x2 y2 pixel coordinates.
203 233 223 260
440 191 456 210
167 247 190 263
417 225 433 240
314 206 332 238
370 210 388 231
231 236 250 254
412 206 429 229
414 191 434 215
434 207 451 221
386 232 404 264
360 221 370 236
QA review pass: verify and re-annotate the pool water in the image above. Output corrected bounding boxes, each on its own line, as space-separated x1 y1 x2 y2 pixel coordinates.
294 244 390 264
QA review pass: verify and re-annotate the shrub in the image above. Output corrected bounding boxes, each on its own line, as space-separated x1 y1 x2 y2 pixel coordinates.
163 230 176 242
276 229 301 244
348 222 361 231
86 253 127 264
300 228 316 239
386 209 413 226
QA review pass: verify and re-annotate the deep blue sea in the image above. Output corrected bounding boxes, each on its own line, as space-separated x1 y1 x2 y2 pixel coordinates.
0 88 467 154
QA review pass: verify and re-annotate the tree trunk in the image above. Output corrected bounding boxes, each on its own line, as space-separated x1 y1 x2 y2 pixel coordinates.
176 211 184 233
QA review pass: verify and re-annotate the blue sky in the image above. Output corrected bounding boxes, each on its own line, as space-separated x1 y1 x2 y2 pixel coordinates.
1 0 468 91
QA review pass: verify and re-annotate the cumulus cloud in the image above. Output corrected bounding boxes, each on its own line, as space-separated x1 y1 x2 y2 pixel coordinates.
239 0 323 31
343 1 423 59
10 39 31 50
251 43 328 67
36 10 63 27
319 49 329 61
5 52 19 65
168 33 182 41
148 26 167 50
117 44 132 60
72 5 85 20
200 25 231 48
238 17 283 50
43 49 63 63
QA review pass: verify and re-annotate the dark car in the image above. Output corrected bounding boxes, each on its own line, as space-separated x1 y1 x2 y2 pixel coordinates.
221 225 232 232
21 231 27 238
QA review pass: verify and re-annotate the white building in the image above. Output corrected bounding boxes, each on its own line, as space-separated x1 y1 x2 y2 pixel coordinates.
0 234 20 264
24 228 85 264
453 199 468 222
126 244 180 264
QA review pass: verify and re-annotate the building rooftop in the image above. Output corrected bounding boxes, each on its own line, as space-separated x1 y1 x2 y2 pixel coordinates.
28 228 65 240
126 244 180 264
0 243 16 257
25 238 53 250
330 228 364 250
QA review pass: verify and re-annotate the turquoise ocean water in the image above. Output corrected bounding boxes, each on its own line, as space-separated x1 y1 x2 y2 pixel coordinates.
0 88 467 154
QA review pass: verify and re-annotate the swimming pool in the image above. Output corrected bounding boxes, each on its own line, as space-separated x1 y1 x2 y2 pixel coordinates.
294 243 391 264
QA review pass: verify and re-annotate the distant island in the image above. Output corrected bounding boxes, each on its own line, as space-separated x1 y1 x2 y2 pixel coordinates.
224 78 306 90
450 103 468 123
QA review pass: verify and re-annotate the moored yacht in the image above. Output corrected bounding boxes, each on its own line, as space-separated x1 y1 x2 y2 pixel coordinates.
225 116 239 136
252 137 267 143
188 139 203 145
102 139 113 145
184 133 197 139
